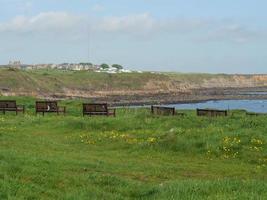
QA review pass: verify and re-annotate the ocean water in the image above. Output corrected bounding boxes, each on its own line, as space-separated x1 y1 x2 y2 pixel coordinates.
167 99 267 113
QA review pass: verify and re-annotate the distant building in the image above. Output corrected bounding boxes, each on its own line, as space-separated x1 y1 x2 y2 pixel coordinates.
8 60 21 68
3 61 135 73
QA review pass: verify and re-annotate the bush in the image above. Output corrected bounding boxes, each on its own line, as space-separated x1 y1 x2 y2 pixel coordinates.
100 64 110 69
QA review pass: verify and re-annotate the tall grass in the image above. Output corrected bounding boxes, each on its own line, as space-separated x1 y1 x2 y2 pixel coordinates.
0 98 267 199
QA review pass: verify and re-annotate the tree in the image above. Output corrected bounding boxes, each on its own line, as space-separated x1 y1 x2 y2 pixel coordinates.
100 63 110 69
112 64 123 70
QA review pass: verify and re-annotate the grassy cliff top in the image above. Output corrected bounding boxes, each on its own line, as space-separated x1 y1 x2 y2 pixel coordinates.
0 68 266 98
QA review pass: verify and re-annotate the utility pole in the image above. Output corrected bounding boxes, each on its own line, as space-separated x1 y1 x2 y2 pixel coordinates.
87 24 91 63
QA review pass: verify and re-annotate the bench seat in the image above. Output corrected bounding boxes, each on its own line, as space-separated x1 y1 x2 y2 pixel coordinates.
0 100 25 115
151 106 176 116
83 104 116 117
197 108 227 117
246 112 267 116
36 101 66 116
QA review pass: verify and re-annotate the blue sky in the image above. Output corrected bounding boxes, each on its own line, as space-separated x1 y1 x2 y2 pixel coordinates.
0 0 266 73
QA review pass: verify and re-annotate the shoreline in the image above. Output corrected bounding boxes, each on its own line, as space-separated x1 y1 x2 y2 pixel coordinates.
110 95 267 107
1 87 267 106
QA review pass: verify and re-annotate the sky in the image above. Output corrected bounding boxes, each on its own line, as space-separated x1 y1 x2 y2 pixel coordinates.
0 0 267 73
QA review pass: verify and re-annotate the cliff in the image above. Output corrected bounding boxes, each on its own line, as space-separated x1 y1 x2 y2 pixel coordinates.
1 68 267 104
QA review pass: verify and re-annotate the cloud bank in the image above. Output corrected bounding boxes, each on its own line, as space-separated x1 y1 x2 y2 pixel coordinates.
0 12 264 43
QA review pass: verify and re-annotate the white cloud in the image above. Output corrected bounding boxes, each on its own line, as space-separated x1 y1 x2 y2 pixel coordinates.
94 13 155 35
0 11 264 43
199 24 263 44
0 12 85 33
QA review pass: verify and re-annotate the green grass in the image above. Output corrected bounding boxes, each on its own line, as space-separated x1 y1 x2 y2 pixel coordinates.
0 98 267 199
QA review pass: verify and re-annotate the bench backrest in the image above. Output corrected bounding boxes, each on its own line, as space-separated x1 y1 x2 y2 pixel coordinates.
36 101 58 112
151 106 175 116
0 100 17 108
197 109 227 117
83 103 108 113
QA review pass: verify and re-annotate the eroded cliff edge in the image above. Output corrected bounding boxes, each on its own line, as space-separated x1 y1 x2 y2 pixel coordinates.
1 68 267 105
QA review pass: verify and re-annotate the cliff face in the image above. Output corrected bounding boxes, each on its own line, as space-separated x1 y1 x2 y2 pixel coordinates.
1 69 267 100
143 75 267 93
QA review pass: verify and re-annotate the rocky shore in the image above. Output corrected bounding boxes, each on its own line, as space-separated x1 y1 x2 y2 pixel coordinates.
50 86 267 106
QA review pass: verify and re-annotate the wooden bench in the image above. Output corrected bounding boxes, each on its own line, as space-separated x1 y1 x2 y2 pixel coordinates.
83 103 116 117
246 112 267 116
0 100 25 115
151 106 176 116
36 101 66 116
197 108 227 117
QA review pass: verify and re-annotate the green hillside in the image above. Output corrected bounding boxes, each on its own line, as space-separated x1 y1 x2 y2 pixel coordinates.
0 68 238 93
1 68 267 103
0 68 170 93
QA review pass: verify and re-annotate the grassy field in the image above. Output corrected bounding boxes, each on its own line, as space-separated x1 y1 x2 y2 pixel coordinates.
1 97 267 199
